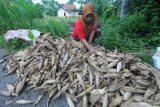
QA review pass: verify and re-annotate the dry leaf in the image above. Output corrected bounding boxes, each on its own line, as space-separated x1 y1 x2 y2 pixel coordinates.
5 99 14 106
16 100 34 104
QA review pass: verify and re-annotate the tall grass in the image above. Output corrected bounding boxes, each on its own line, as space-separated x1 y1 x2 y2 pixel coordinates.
0 0 74 51
0 0 35 33
0 0 70 36
98 17 144 51
32 18 69 38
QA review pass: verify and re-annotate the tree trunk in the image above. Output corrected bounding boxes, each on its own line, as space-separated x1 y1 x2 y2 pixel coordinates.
120 0 131 19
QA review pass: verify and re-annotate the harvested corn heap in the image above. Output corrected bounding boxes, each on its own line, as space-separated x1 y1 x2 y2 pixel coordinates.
1 33 160 107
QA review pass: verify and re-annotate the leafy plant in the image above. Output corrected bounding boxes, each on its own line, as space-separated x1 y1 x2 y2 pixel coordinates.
32 18 69 38
0 35 31 51
98 16 145 52
28 31 35 41
0 0 45 33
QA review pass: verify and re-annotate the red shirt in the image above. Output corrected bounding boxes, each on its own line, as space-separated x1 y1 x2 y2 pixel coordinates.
72 18 86 40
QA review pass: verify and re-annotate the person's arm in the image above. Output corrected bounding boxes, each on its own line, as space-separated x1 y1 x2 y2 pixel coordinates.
88 31 95 44
81 39 94 52
88 20 98 43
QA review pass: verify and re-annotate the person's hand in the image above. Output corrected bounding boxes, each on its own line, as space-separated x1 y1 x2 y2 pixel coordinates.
89 47 96 53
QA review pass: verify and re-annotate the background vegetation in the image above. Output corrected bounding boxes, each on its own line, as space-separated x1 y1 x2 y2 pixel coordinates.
0 0 160 64
91 0 160 63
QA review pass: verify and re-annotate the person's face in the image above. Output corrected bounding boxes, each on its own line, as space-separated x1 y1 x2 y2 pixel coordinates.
84 13 94 24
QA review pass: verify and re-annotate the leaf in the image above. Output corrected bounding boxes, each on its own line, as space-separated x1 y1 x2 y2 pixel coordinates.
0 90 11 96
16 100 34 104
28 31 35 40
34 95 43 105
66 94 75 107
5 99 14 106
6 83 14 92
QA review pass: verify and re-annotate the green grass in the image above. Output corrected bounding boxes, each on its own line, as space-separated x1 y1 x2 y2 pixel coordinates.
139 48 156 65
0 14 77 51
0 17 72 51
0 35 31 52
0 0 77 51
32 17 71 38
0 0 76 51
0 35 6 48
0 0 36 33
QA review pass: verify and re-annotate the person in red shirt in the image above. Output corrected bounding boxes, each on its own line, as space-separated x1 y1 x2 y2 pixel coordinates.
72 3 101 53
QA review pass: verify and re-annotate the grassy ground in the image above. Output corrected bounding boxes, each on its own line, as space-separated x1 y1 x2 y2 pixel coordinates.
0 17 77 51
139 48 156 65
0 35 31 52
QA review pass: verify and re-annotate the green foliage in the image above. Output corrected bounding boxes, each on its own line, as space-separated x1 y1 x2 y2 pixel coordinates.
0 17 70 51
138 48 156 65
98 0 160 64
0 0 45 33
32 18 69 38
28 31 35 40
128 0 160 46
0 0 71 53
142 33 160 47
0 35 6 48
42 0 60 16
68 0 76 4
0 0 72 51
76 0 86 10
92 0 103 15
131 0 160 47
91 0 118 16
102 4 113 19
119 13 148 38
100 0 160 51
5 39 31 51
33 4 45 18
0 35 31 51
99 16 145 51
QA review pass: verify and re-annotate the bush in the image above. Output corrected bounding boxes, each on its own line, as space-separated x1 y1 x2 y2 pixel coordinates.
119 13 148 38
98 16 145 51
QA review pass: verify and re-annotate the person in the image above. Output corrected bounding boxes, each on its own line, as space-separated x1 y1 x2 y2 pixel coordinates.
72 3 101 53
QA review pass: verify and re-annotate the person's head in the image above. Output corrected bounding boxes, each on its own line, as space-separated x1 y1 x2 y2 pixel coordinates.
82 3 95 24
